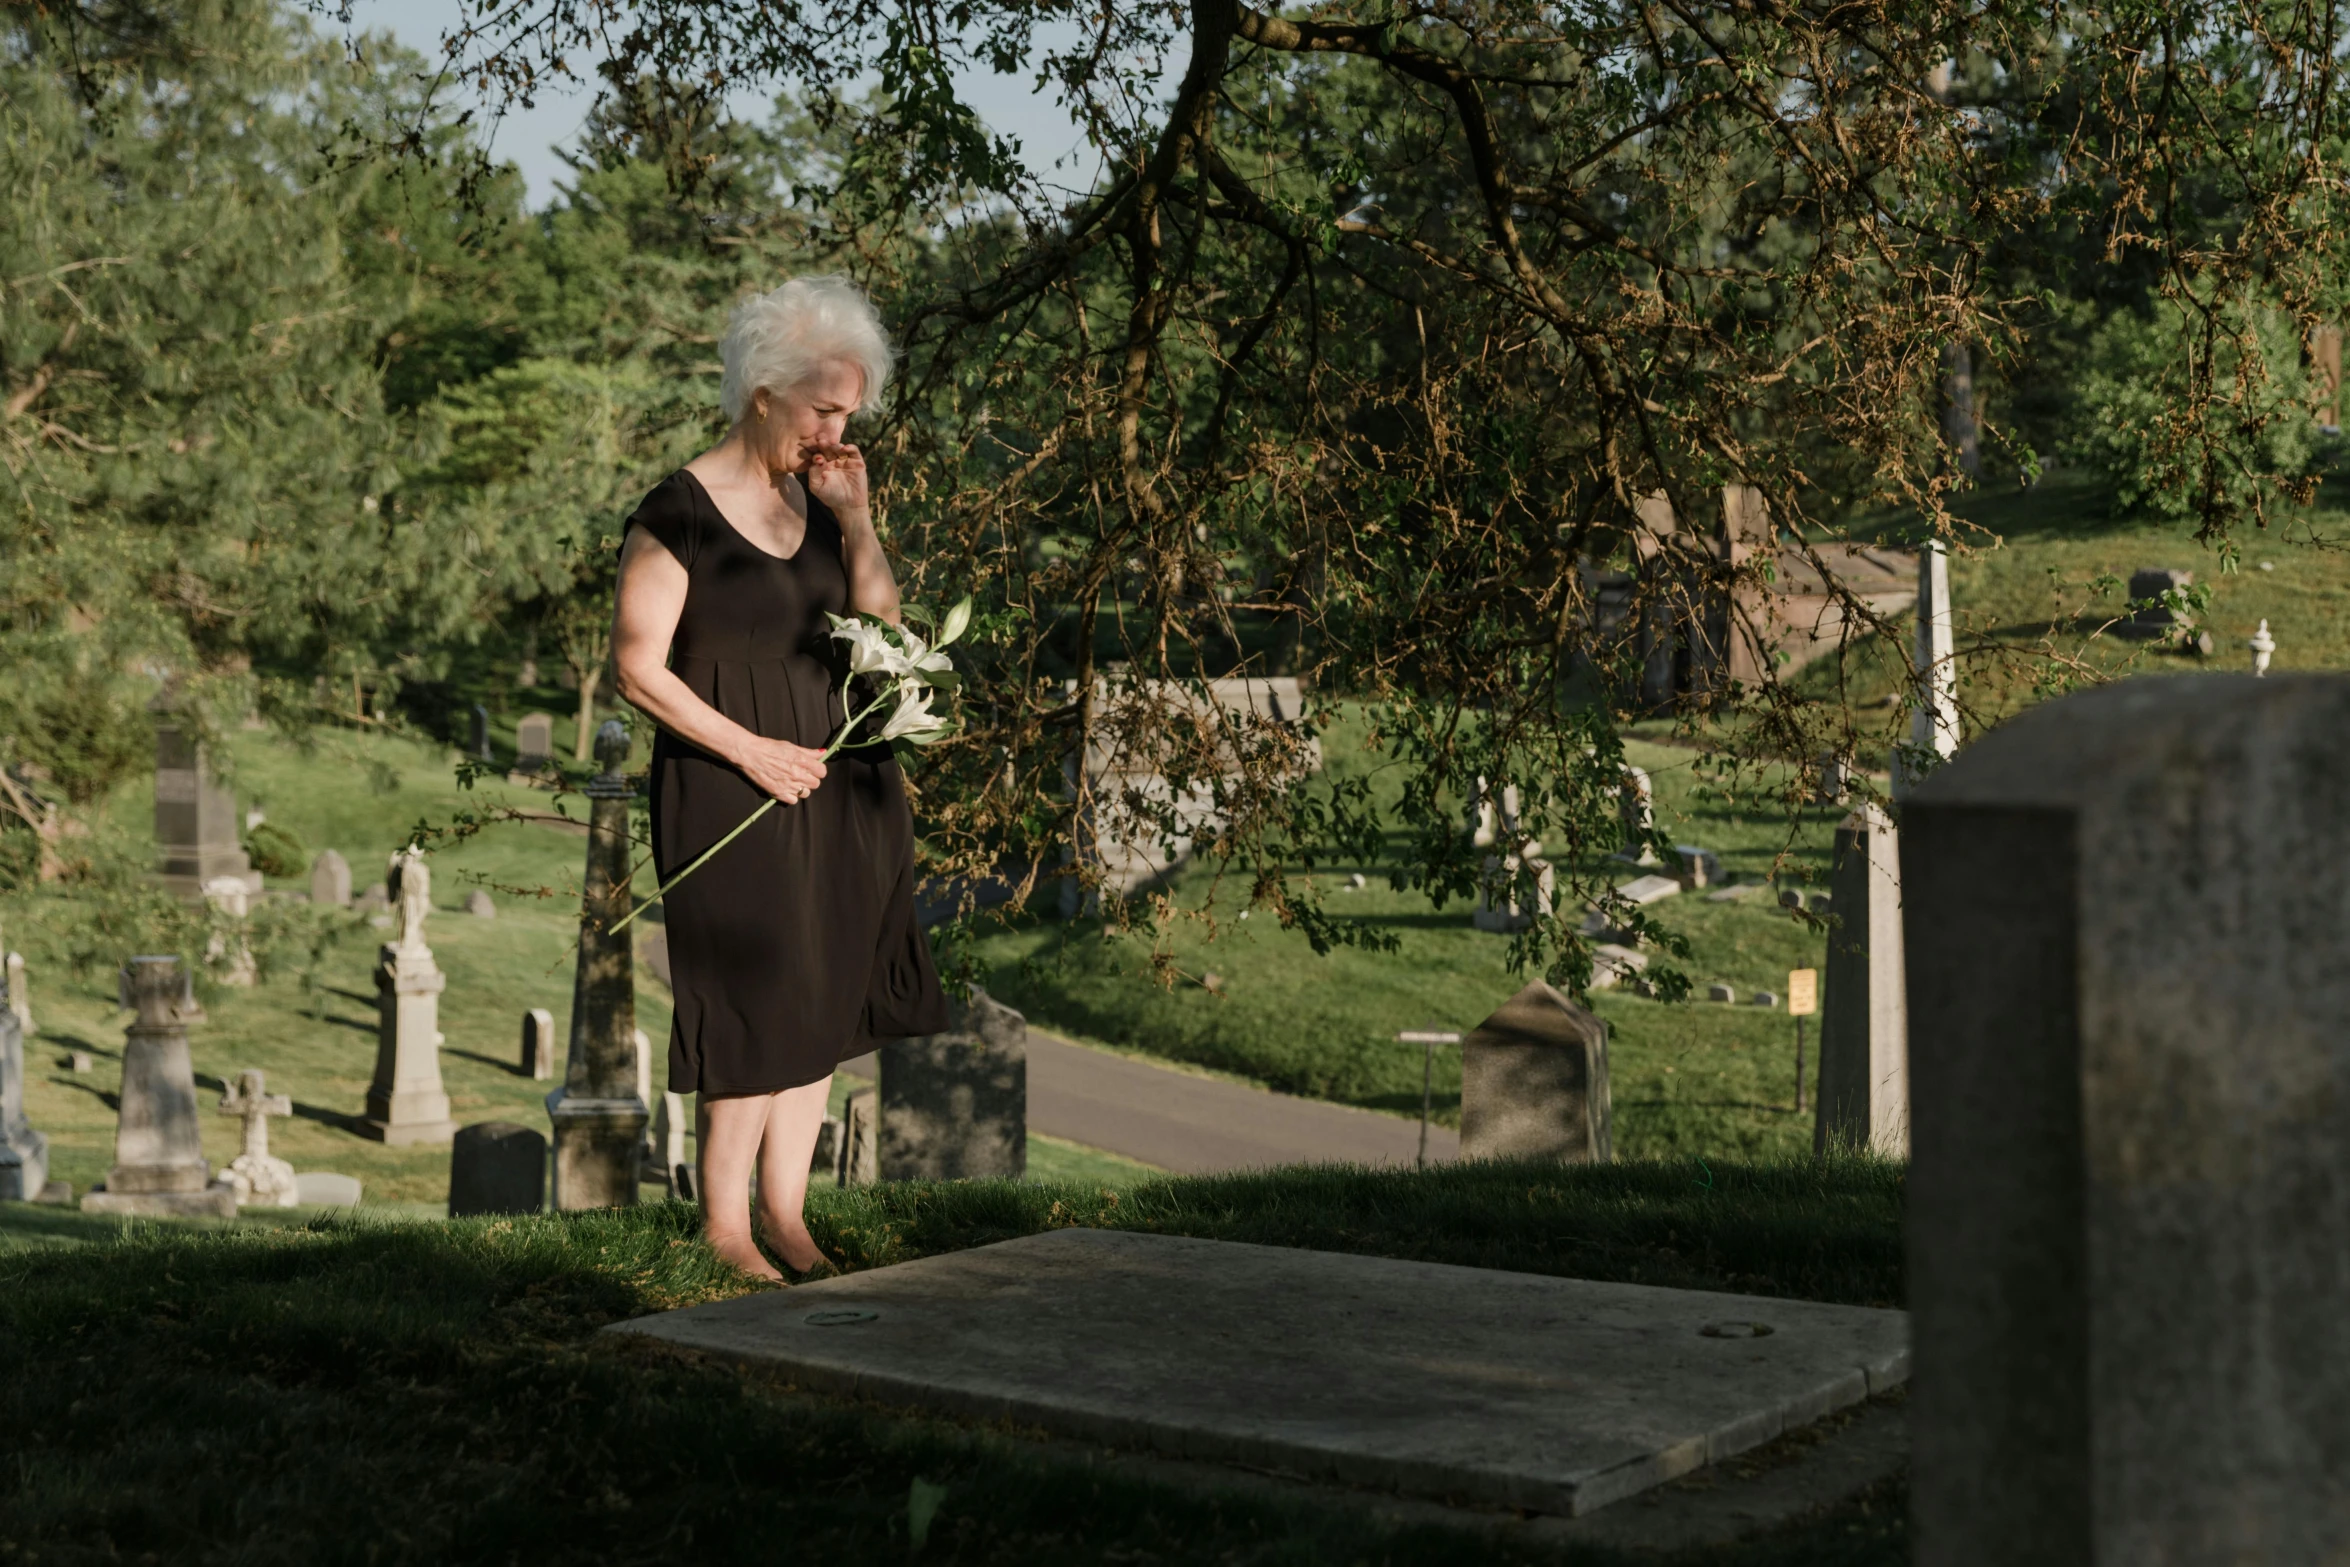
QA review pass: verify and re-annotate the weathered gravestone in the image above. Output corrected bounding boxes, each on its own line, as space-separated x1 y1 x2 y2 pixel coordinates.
2120 566 2194 638
152 700 260 902
518 1007 556 1081
449 1122 547 1216
470 703 492 761
1814 804 1907 1157
545 723 647 1209
513 713 554 774
1458 981 1612 1163
464 889 495 918
880 989 1027 1181
837 1087 878 1186
83 957 238 1216
1905 675 2350 1564
309 849 351 908
6 950 31 1035
217 1069 297 1207
360 848 453 1145
0 955 47 1201
647 1091 690 1194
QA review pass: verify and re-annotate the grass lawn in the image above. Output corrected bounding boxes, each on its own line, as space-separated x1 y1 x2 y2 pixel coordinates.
0 1158 1904 1566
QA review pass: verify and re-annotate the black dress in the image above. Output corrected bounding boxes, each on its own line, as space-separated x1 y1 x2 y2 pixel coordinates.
628 470 946 1097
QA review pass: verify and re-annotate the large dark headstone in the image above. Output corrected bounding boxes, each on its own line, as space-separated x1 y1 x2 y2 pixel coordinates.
1906 676 2350 1563
879 990 1026 1181
1458 981 1612 1163
448 1121 547 1217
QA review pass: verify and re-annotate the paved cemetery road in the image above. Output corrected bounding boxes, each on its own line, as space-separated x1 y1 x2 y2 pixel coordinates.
841 1029 1459 1174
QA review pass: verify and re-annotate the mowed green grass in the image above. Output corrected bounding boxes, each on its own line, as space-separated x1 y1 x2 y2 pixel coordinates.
0 1161 1906 1566
10 726 1150 1208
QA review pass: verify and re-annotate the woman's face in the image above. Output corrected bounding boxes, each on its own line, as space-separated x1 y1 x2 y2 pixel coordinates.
751 359 865 475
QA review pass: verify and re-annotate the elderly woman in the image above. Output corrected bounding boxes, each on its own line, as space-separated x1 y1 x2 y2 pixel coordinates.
613 276 945 1282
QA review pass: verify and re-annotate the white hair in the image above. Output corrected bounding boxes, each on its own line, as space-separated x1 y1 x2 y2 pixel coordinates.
718 275 894 423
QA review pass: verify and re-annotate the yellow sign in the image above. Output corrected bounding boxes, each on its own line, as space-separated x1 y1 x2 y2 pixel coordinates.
1787 968 1819 1017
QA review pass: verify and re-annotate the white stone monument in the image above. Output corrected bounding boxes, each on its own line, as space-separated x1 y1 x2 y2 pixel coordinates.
359 848 453 1145
1893 539 1957 797
217 1068 297 1207
1472 783 1554 933
6 950 31 1036
201 875 257 986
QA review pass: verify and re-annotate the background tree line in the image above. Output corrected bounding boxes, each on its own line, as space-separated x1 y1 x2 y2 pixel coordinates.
4 0 2343 985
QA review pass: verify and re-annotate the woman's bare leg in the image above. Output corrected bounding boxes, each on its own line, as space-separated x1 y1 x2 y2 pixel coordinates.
753 1076 835 1272
699 1091 784 1281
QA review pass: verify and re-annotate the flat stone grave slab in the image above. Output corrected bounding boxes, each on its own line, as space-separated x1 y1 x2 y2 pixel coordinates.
608 1228 1908 1517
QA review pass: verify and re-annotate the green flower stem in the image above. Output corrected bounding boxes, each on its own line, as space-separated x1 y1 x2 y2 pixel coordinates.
606 682 899 936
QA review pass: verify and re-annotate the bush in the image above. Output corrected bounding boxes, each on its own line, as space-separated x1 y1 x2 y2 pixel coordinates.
0 670 150 806
2058 295 2315 525
243 820 308 879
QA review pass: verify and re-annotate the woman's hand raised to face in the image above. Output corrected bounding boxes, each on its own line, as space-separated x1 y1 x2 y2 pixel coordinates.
737 735 828 805
800 441 869 518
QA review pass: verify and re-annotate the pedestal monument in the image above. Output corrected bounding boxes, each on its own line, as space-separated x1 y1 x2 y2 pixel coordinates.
546 721 648 1208
360 847 454 1145
84 956 238 1216
152 698 261 901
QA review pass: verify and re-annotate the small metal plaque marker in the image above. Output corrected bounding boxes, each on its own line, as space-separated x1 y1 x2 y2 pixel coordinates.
1786 968 1819 1018
805 1308 880 1327
1699 1320 1775 1339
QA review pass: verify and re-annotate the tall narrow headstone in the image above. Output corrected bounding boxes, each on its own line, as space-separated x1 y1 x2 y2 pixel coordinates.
649 1090 689 1194
1813 804 1907 1157
1894 541 1958 797
879 989 1027 1181
309 849 352 908
152 699 259 901
448 1121 547 1216
1618 764 1655 853
6 951 31 1036
519 1007 556 1080
360 848 453 1145
1905 675 2350 1563
1458 981 1612 1163
838 1086 878 1186
546 722 647 1208
470 703 493 762
0 956 46 1201
216 1069 296 1207
83 957 237 1216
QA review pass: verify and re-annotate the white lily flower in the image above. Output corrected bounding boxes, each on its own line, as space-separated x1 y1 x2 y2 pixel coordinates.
892 624 956 686
878 685 950 742
830 618 904 677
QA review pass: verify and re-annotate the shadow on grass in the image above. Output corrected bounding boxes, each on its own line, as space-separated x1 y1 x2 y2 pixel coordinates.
0 1163 1907 1566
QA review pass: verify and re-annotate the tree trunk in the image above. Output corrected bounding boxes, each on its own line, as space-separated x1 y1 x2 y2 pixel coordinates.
572 661 602 762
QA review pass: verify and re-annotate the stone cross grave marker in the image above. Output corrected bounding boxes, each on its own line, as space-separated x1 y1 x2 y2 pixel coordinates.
1813 803 1907 1157
83 956 237 1217
0 953 47 1201
449 1121 546 1216
879 989 1028 1181
1905 674 2350 1563
217 1068 297 1207
309 849 351 908
1458 981 1613 1163
519 1007 556 1080
360 847 453 1145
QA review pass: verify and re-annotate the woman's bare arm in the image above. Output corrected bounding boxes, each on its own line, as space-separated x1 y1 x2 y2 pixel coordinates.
611 528 828 802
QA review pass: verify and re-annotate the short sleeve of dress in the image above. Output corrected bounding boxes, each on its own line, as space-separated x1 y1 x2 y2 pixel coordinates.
626 472 703 570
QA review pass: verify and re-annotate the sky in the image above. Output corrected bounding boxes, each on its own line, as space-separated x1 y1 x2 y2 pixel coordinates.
340 0 1131 209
